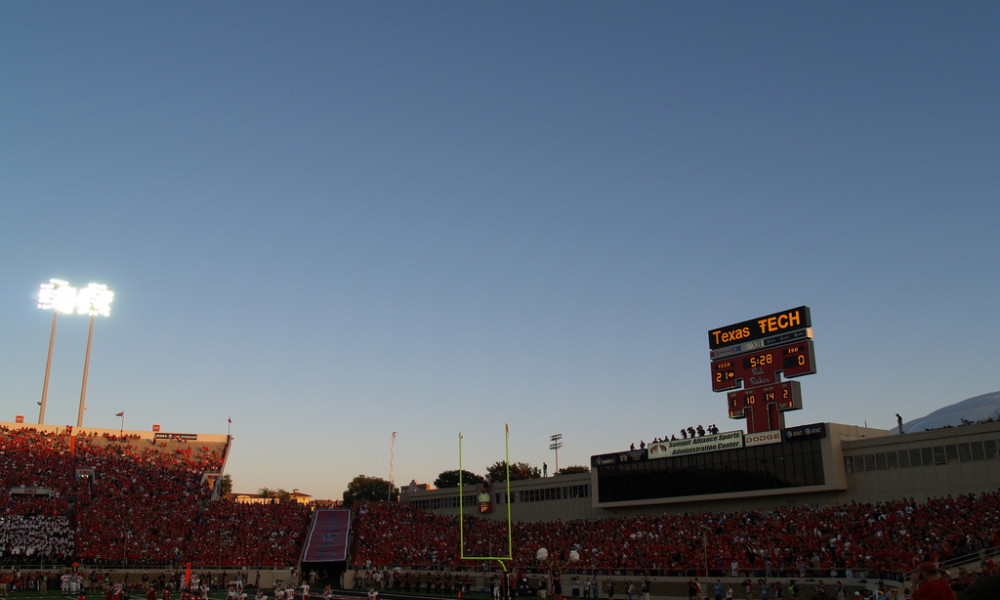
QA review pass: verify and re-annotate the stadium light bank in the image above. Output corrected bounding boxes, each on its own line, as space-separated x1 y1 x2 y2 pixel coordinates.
76 283 114 428
36 279 114 427
36 279 78 425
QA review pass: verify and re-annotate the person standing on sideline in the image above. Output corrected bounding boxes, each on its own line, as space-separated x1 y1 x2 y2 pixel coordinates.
910 563 955 600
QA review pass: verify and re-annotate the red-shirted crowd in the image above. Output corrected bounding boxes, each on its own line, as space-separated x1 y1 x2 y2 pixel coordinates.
350 493 1000 581
0 426 309 567
3 424 999 596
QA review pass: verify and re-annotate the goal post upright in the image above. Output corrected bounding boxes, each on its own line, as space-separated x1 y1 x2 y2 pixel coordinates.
458 423 514 570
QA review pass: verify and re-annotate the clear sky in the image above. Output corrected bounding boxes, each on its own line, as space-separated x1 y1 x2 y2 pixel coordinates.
2 3 998 501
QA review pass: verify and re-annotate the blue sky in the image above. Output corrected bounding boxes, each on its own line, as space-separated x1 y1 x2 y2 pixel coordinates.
2 3 998 501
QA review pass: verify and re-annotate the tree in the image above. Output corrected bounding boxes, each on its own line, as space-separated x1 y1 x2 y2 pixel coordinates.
217 474 233 496
434 469 486 488
556 465 590 475
486 460 541 482
343 474 397 506
258 487 280 503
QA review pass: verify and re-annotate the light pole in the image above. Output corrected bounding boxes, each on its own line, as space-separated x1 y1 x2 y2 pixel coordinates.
76 283 114 428
549 434 563 475
37 279 78 425
388 431 397 501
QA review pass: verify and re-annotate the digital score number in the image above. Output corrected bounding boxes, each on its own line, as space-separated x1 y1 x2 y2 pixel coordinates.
711 358 740 392
728 381 803 419
777 340 816 378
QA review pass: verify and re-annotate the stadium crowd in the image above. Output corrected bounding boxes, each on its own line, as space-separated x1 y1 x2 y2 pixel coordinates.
0 426 309 568
4 423 1000 596
350 492 1000 580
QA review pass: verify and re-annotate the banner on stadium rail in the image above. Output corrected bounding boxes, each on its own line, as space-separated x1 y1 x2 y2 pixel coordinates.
11 486 53 497
647 430 744 459
301 509 351 562
591 448 647 467
784 423 826 440
154 432 198 441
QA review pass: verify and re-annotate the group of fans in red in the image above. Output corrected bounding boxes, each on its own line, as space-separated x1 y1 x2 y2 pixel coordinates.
3 425 1000 600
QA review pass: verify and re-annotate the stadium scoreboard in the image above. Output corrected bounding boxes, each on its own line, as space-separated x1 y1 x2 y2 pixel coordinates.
708 306 816 434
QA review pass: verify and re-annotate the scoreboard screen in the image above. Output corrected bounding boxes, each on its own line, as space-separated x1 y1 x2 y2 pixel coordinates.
708 306 811 351
711 340 816 392
741 340 816 378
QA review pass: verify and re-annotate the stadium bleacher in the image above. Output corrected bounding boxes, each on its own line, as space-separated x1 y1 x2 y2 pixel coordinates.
3 421 1000 599
0 424 308 569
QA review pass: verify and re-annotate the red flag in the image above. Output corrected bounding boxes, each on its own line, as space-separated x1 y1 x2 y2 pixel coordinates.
228 417 232 423
115 411 124 417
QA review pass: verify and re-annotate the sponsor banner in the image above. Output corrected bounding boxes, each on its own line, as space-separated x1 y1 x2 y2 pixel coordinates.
591 449 647 468
154 432 198 441
744 430 783 447
648 430 744 459
784 423 826 440
11 486 54 497
301 509 351 562
710 328 813 360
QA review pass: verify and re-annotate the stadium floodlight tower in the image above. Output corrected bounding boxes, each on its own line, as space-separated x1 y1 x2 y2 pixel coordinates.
75 283 114 428
37 278 79 425
549 433 563 474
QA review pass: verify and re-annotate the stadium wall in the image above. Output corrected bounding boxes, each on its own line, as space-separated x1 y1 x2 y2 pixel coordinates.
840 419 1000 503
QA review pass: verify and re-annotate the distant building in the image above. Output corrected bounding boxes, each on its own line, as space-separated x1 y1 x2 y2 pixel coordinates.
404 480 432 493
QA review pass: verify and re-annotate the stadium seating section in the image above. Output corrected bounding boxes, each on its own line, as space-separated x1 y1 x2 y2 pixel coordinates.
0 426 309 567
3 424 1000 586
349 496 1000 578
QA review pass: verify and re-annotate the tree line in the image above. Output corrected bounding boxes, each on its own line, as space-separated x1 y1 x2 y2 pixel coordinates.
342 461 589 506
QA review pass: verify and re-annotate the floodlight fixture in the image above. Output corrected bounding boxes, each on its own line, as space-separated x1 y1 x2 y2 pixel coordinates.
76 283 114 317
38 278 78 314
37 278 79 425
77 282 114 427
